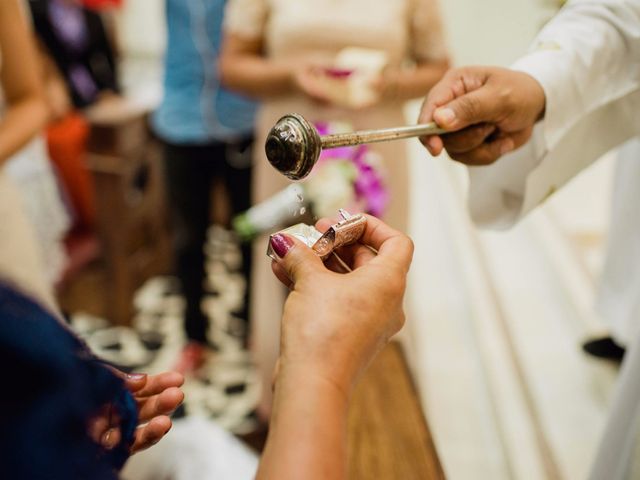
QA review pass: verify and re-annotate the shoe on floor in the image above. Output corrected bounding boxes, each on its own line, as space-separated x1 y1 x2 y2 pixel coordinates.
173 341 209 374
582 336 626 361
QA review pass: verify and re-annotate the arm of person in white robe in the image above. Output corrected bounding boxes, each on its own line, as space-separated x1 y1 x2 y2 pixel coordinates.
419 0 640 228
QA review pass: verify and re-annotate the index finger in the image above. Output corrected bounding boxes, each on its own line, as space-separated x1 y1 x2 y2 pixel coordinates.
418 69 461 125
418 70 463 155
135 371 184 398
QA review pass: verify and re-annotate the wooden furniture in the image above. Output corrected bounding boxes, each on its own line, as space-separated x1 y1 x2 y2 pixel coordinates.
84 98 171 326
348 342 445 479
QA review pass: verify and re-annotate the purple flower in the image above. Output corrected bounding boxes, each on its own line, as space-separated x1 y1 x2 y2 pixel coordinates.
309 121 389 217
353 163 388 216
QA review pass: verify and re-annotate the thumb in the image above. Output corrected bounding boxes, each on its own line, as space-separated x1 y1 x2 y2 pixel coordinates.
270 233 324 285
433 86 503 132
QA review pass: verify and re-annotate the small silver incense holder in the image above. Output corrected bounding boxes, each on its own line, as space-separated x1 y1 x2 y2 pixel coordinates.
267 210 367 262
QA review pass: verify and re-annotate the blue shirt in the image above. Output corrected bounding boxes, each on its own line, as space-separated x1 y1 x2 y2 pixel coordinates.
152 0 257 144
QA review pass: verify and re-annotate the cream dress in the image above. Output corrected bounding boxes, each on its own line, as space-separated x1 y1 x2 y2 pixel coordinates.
0 54 66 313
4 137 71 285
0 3 68 313
224 0 448 413
0 171 60 314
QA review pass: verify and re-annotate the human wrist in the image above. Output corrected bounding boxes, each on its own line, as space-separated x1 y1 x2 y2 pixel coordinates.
520 71 546 122
275 361 353 407
509 60 548 122
269 362 351 447
378 72 400 101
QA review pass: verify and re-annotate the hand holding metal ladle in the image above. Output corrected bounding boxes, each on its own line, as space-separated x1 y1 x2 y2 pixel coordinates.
265 113 448 180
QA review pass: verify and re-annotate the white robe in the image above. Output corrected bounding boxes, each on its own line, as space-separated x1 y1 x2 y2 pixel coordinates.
596 138 640 348
465 2 640 478
467 0 640 229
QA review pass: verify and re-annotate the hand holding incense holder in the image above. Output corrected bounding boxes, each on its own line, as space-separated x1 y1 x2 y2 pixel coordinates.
267 210 367 262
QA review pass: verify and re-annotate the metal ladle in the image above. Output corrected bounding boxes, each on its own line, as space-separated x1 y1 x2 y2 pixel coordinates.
265 113 447 180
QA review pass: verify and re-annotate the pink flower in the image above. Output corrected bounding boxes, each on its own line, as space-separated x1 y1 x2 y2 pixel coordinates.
307 122 388 217
322 67 354 79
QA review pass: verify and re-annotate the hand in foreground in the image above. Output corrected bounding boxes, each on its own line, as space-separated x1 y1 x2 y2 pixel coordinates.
419 66 546 165
89 370 184 454
270 214 414 398
259 215 413 480
293 65 334 105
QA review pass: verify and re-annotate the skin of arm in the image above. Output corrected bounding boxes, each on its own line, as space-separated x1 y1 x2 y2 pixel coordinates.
378 59 450 102
258 365 350 479
37 43 73 122
256 215 414 479
219 33 297 98
220 33 450 105
0 0 49 165
220 33 338 104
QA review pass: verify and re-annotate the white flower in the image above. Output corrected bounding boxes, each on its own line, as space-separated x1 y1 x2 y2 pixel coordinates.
303 160 356 218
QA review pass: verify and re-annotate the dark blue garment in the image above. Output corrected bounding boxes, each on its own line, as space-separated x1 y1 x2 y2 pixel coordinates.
0 283 137 479
152 0 257 144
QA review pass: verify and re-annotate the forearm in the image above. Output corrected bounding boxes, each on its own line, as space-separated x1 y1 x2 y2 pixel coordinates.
0 96 48 165
220 54 295 99
384 60 449 101
256 366 350 480
0 0 49 165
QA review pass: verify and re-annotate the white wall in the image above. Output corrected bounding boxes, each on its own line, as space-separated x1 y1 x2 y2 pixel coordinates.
115 0 166 57
115 0 556 65
440 0 555 66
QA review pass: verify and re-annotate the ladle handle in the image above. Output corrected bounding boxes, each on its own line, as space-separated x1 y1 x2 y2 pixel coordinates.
320 122 447 149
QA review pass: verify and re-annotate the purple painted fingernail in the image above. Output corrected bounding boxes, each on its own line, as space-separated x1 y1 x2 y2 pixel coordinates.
127 373 146 381
270 234 294 259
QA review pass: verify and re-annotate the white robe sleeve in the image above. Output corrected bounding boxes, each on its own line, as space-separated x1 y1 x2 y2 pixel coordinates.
468 0 640 229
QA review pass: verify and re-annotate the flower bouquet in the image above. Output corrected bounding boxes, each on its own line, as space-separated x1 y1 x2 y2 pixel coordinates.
233 121 388 241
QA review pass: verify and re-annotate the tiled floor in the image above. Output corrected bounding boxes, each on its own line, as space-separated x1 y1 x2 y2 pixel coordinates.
69 226 261 435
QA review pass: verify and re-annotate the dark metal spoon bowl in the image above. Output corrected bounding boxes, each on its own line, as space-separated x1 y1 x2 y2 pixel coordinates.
264 114 321 181
265 113 447 180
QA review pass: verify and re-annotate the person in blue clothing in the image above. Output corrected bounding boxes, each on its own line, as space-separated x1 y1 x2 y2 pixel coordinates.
152 0 257 372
